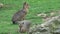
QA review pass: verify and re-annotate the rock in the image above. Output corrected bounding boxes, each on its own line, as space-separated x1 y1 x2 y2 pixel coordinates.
53 29 60 34
0 3 3 8
37 13 47 18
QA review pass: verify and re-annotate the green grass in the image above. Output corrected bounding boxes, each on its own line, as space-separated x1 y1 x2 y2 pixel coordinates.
0 0 60 34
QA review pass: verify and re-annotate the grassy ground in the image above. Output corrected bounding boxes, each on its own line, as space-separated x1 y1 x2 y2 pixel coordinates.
0 0 60 34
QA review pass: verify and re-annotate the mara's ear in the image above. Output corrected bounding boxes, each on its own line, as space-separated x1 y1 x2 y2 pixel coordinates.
23 2 28 6
24 2 27 5
23 2 29 8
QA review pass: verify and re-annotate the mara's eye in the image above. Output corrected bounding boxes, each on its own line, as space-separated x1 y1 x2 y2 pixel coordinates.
22 22 24 24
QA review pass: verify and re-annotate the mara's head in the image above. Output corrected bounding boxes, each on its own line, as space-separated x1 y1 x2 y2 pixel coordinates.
19 22 27 33
19 20 31 33
23 2 29 9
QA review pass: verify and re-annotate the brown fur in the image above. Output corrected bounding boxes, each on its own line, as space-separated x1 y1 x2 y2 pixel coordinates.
18 20 31 33
12 2 29 24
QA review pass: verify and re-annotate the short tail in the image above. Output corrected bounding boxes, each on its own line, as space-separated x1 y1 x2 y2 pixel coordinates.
12 21 16 24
